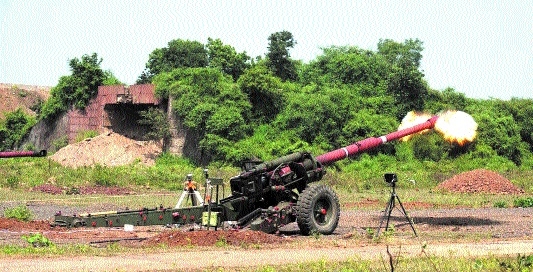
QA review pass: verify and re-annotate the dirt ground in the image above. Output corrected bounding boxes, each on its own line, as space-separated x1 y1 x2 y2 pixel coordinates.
0 204 532 271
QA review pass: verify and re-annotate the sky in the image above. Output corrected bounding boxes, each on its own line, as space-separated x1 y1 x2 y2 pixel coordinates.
1 1 531 100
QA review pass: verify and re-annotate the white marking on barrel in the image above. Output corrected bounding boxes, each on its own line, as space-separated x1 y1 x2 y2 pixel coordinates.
380 136 387 143
342 147 349 158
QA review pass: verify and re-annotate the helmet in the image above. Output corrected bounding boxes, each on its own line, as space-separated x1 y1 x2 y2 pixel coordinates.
186 174 193 180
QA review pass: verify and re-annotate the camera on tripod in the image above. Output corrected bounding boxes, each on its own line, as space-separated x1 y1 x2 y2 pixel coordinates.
375 172 418 238
384 173 397 186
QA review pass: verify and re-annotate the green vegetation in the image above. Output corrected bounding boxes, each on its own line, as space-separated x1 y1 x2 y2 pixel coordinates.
39 53 122 121
0 108 36 151
21 233 53 247
3 205 33 221
247 254 533 272
133 33 533 170
5 32 532 174
513 197 533 208
0 32 530 201
74 130 99 143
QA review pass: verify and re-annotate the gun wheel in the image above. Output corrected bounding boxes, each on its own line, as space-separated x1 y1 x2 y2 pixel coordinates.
296 184 340 235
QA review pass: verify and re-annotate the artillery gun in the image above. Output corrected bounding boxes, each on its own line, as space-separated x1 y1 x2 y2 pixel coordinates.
0 150 47 158
53 116 439 235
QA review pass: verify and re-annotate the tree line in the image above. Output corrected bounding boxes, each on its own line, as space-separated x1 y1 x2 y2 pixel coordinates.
1 31 532 169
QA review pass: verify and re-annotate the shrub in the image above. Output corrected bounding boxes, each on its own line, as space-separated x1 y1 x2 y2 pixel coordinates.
52 135 69 151
3 205 33 221
493 201 508 208
513 197 533 208
75 130 99 142
21 233 53 247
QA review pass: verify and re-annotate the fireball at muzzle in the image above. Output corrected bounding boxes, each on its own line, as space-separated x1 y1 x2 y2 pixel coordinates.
399 110 478 146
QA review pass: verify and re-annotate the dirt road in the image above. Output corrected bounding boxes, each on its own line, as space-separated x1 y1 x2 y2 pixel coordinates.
1 240 533 271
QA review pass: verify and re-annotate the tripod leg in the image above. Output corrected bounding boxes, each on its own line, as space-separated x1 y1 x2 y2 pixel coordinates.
376 194 394 237
395 195 418 237
384 195 395 231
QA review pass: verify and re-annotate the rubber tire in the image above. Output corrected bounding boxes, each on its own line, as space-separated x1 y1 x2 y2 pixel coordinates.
296 184 340 235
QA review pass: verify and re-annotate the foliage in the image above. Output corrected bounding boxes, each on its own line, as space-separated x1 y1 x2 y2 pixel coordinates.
468 100 525 165
5 34 531 171
51 135 69 152
21 233 54 247
378 39 428 120
102 70 123 86
138 108 171 142
154 68 251 164
40 53 119 120
266 31 298 81
3 205 33 221
513 197 533 208
493 200 508 208
74 130 99 143
237 63 284 123
206 38 251 81
300 45 388 87
411 132 450 161
137 39 208 84
0 108 37 150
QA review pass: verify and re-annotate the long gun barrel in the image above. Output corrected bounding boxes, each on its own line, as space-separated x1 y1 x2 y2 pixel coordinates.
0 150 47 158
316 116 438 165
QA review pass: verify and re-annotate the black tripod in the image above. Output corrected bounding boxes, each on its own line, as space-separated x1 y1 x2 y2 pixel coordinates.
375 173 417 238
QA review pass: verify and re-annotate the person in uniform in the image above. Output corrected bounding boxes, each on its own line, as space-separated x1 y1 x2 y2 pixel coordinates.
183 174 198 205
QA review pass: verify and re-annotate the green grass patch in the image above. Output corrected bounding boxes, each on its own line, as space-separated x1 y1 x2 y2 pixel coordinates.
3 205 33 221
234 254 533 272
513 196 533 208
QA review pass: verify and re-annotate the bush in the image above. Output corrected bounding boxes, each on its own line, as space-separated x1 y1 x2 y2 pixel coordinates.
22 233 53 247
52 135 69 151
3 205 33 221
513 197 533 208
75 130 99 143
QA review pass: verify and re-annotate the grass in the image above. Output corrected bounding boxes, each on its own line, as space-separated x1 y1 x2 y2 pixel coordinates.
335 188 525 210
0 189 180 210
243 254 533 272
3 205 33 221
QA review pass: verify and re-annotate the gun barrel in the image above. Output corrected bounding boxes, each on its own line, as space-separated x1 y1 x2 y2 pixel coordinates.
0 150 47 158
316 116 438 165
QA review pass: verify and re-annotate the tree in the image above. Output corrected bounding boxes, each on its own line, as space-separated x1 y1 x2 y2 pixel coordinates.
266 31 298 81
378 39 428 119
0 108 36 150
40 53 113 120
206 38 250 81
154 68 251 164
237 63 284 123
138 107 171 150
469 100 524 165
377 38 423 68
300 46 389 88
137 39 208 83
425 87 471 114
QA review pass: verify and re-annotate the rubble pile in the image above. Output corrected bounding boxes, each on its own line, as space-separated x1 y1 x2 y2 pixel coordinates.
436 169 524 194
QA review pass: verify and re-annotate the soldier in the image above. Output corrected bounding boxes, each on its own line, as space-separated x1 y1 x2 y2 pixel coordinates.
183 174 198 206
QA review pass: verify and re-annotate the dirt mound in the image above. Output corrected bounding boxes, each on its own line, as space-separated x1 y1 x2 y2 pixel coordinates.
436 169 524 194
50 132 161 168
144 230 284 247
0 218 54 231
0 83 50 119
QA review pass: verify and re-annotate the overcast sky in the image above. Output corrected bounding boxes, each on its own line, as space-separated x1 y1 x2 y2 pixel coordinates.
1 1 531 100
